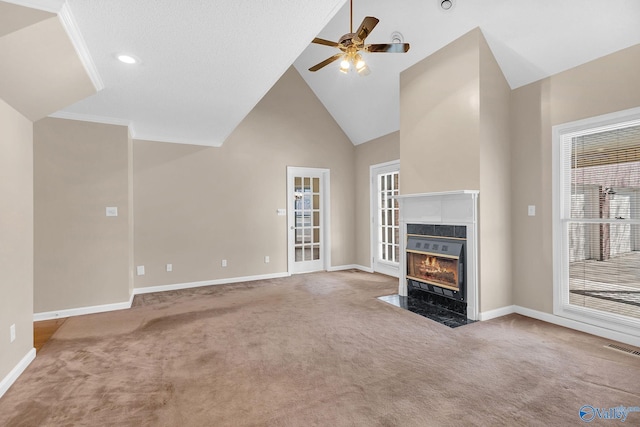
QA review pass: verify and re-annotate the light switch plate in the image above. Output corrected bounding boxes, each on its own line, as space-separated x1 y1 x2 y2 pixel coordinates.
528 205 536 216
166 263 172 272
136 265 145 276
106 207 118 217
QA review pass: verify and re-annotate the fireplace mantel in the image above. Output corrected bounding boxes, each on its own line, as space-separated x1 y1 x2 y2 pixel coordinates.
395 191 479 320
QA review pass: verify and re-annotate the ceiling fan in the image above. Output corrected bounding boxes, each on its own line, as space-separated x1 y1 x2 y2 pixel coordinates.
308 0 410 75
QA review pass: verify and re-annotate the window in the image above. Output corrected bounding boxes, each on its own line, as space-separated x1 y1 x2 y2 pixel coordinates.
553 107 640 335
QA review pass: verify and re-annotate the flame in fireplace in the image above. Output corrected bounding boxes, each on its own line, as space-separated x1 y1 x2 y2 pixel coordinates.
408 253 458 289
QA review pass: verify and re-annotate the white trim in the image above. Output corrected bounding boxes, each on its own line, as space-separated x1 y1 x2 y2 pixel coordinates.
324 170 332 270
475 304 640 348
327 264 374 273
395 190 479 200
33 294 134 321
0 348 36 400
133 272 290 295
479 305 516 321
552 106 640 337
57 3 104 91
514 306 640 348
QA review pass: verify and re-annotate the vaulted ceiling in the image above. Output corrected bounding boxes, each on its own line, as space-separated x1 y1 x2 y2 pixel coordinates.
4 0 640 146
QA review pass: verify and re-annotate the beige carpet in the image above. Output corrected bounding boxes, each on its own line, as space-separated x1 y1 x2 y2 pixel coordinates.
1 271 639 426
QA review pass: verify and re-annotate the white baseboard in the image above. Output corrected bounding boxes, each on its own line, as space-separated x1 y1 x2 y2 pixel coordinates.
133 272 290 295
513 306 640 348
328 264 374 273
478 304 640 348
34 293 135 321
479 305 516 321
0 348 35 399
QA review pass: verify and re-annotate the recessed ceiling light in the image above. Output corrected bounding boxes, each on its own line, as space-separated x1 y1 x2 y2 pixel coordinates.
117 54 138 64
440 0 454 10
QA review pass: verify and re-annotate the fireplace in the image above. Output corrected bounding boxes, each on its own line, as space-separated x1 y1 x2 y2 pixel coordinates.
406 227 466 301
395 191 479 320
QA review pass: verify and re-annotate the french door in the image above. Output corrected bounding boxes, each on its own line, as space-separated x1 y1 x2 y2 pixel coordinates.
287 167 330 274
370 161 400 277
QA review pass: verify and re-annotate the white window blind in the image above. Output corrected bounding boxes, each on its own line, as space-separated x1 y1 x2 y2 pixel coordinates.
561 120 640 321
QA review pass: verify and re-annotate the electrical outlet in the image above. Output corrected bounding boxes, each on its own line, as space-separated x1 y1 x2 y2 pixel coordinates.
106 207 118 217
166 263 172 272
136 265 145 276
528 205 536 216
264 256 270 263
221 259 227 267
10 324 16 343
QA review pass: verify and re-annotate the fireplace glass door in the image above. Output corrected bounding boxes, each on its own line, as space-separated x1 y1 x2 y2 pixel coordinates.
407 252 459 292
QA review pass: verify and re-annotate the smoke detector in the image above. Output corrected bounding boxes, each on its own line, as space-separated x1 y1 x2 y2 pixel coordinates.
440 0 454 10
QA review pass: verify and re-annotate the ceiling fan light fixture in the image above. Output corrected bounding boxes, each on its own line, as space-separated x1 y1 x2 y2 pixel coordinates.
308 0 409 74
357 64 370 76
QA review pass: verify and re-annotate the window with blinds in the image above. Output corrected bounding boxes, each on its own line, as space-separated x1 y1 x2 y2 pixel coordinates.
560 118 640 322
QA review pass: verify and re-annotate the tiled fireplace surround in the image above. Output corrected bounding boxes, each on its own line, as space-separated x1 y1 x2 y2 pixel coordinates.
396 191 479 321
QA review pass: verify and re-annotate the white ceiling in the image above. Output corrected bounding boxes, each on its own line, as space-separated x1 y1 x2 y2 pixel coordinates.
7 0 640 146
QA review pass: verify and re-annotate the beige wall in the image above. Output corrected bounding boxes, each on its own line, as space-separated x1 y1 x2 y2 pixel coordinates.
511 43 640 313
354 132 400 268
0 14 96 121
34 118 131 312
400 29 481 195
0 98 33 381
478 34 512 312
133 67 356 288
399 28 513 312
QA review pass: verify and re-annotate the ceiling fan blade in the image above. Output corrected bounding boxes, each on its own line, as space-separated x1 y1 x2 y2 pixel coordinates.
365 43 410 53
355 16 379 42
312 37 339 48
309 53 343 72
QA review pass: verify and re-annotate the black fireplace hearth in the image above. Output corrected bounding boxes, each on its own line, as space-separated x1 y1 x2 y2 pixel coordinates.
378 290 474 328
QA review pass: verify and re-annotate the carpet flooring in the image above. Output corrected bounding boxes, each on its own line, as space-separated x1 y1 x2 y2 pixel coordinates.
1 271 640 426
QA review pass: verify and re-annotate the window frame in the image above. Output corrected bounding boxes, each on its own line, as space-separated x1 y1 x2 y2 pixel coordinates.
552 106 640 337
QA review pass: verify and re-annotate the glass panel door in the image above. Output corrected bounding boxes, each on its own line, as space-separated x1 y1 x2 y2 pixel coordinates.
371 161 400 277
288 168 326 274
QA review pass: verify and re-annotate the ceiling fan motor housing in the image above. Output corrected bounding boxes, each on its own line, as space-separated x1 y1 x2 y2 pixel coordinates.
339 33 359 48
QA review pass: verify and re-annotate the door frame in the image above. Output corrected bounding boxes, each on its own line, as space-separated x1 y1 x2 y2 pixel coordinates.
287 166 331 275
370 160 400 278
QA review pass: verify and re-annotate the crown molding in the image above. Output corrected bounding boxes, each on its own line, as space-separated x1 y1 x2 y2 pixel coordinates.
57 3 104 91
3 0 104 92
